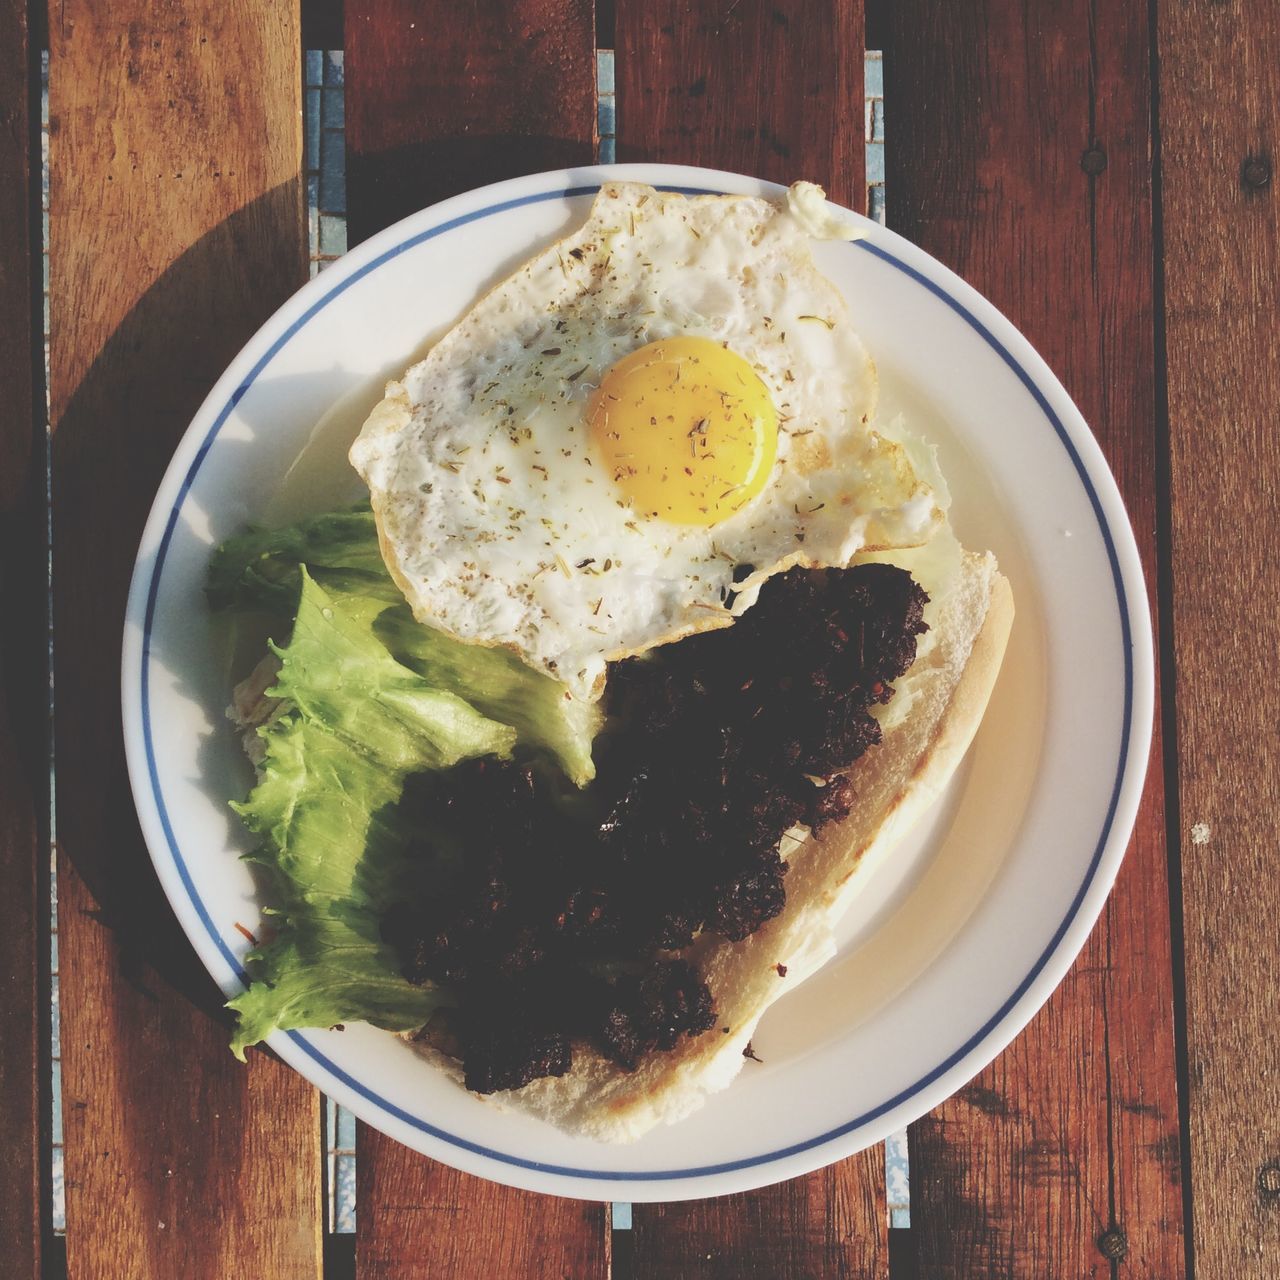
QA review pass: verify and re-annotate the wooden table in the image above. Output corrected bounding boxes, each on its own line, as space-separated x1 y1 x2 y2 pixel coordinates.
3 0 1276 1275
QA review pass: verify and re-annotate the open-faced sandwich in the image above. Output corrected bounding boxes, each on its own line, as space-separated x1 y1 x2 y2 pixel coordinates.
209 182 1013 1142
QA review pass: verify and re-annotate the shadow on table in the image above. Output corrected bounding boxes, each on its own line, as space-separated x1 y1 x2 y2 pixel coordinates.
52 181 309 1027
346 134 590 244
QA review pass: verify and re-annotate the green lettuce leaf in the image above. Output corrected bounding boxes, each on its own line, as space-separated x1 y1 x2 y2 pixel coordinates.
211 502 601 784
206 504 402 614
217 501 606 1053
317 588 601 787
229 716 445 1057
269 571 517 772
227 576 516 1056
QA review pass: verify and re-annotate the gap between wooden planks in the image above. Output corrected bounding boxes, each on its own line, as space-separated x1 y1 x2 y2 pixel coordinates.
881 0 1186 1275
1159 2 1280 1275
0 0 51 1273
48 2 323 1277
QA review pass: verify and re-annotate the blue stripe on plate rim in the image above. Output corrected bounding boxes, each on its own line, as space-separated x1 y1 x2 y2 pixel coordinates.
138 182 1133 1182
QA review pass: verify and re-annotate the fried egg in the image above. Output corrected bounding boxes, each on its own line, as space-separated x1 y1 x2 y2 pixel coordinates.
351 182 941 701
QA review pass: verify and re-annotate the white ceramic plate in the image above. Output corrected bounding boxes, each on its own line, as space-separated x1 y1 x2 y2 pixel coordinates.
122 164 1151 1202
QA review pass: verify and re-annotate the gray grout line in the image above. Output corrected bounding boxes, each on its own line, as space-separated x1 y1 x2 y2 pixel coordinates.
42 48 67 1238
304 52 353 1234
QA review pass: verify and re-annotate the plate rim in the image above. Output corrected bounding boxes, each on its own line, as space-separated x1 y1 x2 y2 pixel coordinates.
121 162 1153 1201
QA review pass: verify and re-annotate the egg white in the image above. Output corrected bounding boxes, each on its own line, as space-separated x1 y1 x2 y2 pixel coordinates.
351 182 941 700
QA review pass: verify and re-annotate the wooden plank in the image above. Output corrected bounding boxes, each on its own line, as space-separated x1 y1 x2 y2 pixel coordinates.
615 4 885 1274
1159 4 1280 1275
344 0 597 244
629 1149 886 1279
343 4 607 1274
355 1134 608 1278
881 1 1186 1274
48 3 323 1277
616 0 866 211
0 0 48 1271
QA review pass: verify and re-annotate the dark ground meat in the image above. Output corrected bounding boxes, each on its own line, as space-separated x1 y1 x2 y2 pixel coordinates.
596 960 718 1071
383 563 928 1092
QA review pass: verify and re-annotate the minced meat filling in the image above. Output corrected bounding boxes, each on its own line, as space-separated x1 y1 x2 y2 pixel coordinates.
382 563 928 1093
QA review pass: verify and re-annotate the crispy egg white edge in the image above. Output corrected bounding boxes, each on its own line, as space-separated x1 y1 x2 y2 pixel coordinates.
350 183 942 700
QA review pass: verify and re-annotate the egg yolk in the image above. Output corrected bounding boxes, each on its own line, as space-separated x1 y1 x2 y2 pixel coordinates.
589 337 778 526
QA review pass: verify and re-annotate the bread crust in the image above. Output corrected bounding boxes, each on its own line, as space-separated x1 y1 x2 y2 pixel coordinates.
406 546 1014 1141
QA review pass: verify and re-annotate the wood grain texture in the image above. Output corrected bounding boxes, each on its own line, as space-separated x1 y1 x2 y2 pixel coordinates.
616 0 866 211
1159 2 1280 1274
344 0 597 245
616 4 883 1273
48 3 322 1277
343 3 608 1271
629 1148 886 1279
355 1131 609 1278
883 1 1186 1274
0 0 48 1270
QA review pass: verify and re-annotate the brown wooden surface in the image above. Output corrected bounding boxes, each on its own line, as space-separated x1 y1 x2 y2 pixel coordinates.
1159 4 1280 1275
344 0 597 245
615 3 885 1273
0 0 48 1272
343 3 609 1273
629 1149 887 1279
355 1132 609 1278
882 1 1186 1275
48 2 323 1276
616 0 865 211
19 3 1273 1275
